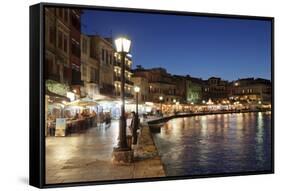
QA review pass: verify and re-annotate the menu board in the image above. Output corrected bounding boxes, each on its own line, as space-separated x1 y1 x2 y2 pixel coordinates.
55 118 66 136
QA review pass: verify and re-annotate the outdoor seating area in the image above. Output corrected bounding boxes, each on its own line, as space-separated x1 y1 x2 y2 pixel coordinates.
46 96 113 136
46 116 97 136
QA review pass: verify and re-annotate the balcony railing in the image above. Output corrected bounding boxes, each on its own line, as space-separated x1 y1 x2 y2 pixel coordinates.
114 75 121 81
114 61 131 71
114 61 121 67
115 92 134 98
125 64 131 71
100 83 115 95
114 75 134 85
125 79 134 85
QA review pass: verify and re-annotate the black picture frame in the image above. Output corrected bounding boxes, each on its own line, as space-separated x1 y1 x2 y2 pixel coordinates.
30 2 274 189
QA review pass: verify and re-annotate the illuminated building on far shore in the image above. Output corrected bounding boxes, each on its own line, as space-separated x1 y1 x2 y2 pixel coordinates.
229 78 272 104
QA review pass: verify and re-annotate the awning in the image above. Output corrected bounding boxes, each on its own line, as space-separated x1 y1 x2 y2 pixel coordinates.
65 97 98 107
46 89 70 102
92 94 116 102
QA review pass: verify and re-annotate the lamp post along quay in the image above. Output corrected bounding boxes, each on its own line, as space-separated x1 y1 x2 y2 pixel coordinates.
159 96 163 115
133 86 140 145
134 86 140 117
112 37 134 164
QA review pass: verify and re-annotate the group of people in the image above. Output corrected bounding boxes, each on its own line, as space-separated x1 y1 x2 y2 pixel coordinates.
73 109 97 120
73 110 112 128
46 108 114 136
97 111 111 127
47 107 145 139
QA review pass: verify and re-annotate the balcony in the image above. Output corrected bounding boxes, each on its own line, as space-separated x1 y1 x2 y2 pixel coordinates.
114 61 121 67
115 92 134 99
71 69 84 86
114 75 121 82
125 79 134 85
114 75 133 85
125 64 131 71
114 61 131 71
100 83 115 96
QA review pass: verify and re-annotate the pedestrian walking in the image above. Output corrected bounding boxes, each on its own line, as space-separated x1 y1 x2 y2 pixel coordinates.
97 111 105 128
105 112 111 129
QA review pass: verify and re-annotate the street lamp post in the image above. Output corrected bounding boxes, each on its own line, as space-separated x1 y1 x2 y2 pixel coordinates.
173 99 177 114
114 37 131 151
134 86 140 116
133 86 140 145
159 96 163 115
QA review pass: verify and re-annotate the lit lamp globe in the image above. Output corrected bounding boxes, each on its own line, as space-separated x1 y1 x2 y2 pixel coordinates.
159 96 163 112
115 37 131 53
134 86 140 93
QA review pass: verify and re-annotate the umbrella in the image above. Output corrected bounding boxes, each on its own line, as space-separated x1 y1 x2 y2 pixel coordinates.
66 97 98 107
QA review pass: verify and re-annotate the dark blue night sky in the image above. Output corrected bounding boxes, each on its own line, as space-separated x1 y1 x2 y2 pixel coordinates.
81 9 271 81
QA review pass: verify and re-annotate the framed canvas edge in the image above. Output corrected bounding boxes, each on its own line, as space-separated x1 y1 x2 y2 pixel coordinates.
29 3 45 188
29 2 275 189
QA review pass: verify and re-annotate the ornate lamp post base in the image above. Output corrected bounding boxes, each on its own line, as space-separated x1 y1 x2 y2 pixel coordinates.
112 147 134 164
112 117 133 164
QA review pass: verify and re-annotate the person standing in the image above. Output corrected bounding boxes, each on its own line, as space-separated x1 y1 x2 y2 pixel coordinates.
130 112 139 145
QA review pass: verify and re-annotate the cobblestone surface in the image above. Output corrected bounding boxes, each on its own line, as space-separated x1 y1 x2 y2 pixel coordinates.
46 120 165 184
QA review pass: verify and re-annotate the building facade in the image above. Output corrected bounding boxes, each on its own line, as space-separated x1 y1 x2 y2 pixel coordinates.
45 7 83 98
186 76 204 104
230 78 271 104
132 67 183 103
81 34 100 98
45 8 71 86
69 9 83 95
80 34 135 99
85 35 115 96
202 77 228 102
114 53 134 99
173 75 187 103
131 76 149 103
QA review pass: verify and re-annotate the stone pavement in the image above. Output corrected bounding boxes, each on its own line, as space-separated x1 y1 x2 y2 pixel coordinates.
133 122 166 178
46 120 165 184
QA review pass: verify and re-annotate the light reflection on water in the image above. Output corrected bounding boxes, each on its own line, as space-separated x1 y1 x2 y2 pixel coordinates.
152 112 272 176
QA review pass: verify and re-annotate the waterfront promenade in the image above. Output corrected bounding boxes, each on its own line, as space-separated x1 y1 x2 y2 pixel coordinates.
46 109 270 184
46 120 165 184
